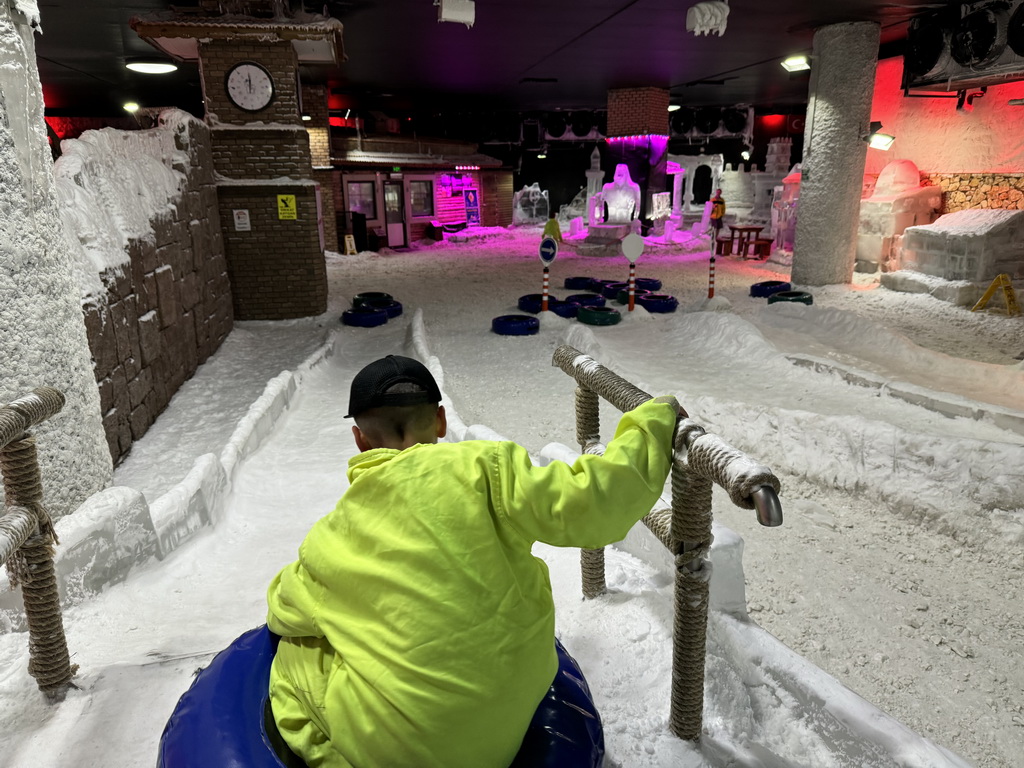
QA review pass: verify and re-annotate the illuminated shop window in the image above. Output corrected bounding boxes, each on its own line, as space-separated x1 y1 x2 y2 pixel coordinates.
347 181 377 218
410 181 434 217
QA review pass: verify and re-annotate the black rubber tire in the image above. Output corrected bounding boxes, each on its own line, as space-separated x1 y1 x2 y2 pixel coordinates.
341 306 389 327
635 277 662 292
577 305 622 326
564 276 596 290
550 300 581 319
587 279 618 294
601 282 630 299
750 280 792 298
363 298 404 318
637 293 679 313
518 293 559 314
564 293 606 308
492 314 540 335
616 288 651 305
767 290 814 306
352 291 393 308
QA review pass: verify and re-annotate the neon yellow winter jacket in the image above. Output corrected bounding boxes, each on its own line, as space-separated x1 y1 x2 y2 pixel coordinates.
266 399 678 768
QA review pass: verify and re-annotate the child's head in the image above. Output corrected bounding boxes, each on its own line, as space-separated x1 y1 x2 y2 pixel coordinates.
549 210 556 219
347 355 446 450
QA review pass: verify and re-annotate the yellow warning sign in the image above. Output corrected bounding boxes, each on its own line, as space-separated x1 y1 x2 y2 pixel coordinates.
277 194 297 220
972 273 1021 317
343 234 357 255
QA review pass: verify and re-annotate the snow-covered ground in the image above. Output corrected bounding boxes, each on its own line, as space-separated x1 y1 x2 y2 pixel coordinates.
1 227 1022 767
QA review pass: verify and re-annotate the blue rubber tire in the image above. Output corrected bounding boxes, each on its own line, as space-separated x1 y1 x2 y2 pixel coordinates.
518 294 559 314
615 288 651 305
551 300 581 319
352 291 393 308
750 280 791 298
564 293 606 308
363 298 404 318
587 279 618 294
564 276 596 290
601 282 630 299
635 277 662 292
637 294 679 313
341 307 389 327
767 290 814 306
492 314 540 335
577 306 622 326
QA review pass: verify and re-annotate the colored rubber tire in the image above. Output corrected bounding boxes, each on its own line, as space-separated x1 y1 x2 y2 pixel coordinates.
750 280 792 298
615 288 651 305
767 290 814 306
587 279 617 294
577 306 622 326
635 277 662 292
637 294 679 313
518 294 559 314
564 276 596 290
492 314 540 335
564 293 606 308
352 291 393 308
341 307 389 327
363 298 404 318
551 300 581 319
601 282 630 300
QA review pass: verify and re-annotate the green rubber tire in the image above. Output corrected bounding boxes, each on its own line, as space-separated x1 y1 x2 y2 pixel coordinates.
767 290 814 306
577 306 622 326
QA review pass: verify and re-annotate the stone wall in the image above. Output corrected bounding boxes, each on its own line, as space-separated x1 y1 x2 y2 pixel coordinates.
79 118 232 464
921 173 1024 213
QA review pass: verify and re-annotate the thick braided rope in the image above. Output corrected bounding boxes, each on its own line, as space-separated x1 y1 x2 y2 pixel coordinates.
552 346 650 413
685 431 782 509
0 388 65 451
1 436 76 700
575 385 607 599
0 506 36 565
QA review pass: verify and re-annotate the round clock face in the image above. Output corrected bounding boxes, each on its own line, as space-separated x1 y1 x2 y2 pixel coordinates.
225 62 274 112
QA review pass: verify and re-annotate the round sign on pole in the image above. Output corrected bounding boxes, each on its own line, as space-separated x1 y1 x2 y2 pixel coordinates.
539 236 559 265
621 232 644 262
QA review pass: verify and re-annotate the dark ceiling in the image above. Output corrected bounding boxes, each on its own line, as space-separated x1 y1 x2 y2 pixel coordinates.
34 0 944 118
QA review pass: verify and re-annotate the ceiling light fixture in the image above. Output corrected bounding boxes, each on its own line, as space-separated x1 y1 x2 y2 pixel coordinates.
123 102 140 113
536 152 547 159
741 150 751 161
125 58 177 75
667 104 681 112
780 55 810 72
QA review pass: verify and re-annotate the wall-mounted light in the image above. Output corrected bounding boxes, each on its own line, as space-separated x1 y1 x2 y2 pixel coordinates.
864 121 894 150
125 58 177 75
667 104 681 112
301 114 312 121
741 150 751 161
536 152 547 159
123 102 140 113
780 54 810 72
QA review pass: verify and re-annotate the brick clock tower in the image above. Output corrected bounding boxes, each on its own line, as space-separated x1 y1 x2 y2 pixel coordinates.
133 8 342 320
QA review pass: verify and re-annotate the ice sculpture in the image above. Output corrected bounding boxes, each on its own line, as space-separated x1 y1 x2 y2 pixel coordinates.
857 160 940 273
512 183 549 225
686 0 729 37
600 164 641 224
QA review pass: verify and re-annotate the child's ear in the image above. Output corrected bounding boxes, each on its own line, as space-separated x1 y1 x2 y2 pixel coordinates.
352 424 372 452
436 405 448 440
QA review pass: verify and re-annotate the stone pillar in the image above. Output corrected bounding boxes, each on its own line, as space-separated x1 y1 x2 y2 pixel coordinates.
302 83 339 252
0 4 112 519
792 22 880 285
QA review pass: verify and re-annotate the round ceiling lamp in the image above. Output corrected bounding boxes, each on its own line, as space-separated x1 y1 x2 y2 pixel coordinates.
126 58 178 75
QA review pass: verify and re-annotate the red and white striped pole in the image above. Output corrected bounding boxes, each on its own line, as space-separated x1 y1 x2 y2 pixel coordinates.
708 256 716 299
628 261 636 311
542 266 550 311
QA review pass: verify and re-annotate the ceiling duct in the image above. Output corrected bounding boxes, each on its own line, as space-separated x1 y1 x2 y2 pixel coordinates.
904 0 1024 91
669 105 753 144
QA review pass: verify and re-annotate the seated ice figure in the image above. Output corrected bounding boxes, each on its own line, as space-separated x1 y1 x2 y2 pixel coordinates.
600 164 641 224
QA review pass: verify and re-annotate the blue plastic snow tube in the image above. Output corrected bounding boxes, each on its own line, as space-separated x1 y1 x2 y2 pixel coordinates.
158 626 604 768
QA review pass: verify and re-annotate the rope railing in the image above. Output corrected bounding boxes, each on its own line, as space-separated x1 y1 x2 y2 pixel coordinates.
0 387 77 702
552 345 783 741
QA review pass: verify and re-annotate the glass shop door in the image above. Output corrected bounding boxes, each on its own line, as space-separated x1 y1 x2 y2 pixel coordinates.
384 181 406 247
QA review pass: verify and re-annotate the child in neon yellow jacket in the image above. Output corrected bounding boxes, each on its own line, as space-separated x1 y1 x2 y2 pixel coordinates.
266 355 682 767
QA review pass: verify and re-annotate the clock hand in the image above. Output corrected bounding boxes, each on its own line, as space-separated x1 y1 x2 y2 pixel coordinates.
247 73 252 93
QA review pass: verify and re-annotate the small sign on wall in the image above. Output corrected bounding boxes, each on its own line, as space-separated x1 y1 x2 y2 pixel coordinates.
277 194 297 220
233 209 251 231
465 188 480 225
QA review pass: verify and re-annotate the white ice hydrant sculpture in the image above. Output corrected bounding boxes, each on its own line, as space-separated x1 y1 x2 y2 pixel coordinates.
686 0 729 37
590 164 642 225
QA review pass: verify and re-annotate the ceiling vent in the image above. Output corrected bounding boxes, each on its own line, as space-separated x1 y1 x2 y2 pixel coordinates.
904 0 1024 91
670 106 752 144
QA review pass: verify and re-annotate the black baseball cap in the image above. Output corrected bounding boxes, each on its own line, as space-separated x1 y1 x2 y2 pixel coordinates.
345 355 442 418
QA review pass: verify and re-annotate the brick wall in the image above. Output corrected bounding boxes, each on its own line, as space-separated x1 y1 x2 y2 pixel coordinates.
607 87 669 137
212 126 310 179
920 173 1024 214
198 39 301 126
217 183 328 319
81 119 232 464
